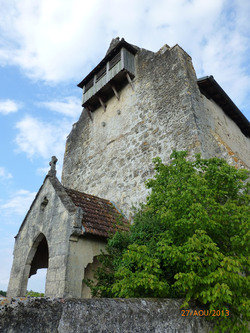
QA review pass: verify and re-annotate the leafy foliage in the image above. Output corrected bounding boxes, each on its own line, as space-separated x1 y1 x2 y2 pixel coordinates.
0 290 7 296
26 290 44 297
86 151 250 332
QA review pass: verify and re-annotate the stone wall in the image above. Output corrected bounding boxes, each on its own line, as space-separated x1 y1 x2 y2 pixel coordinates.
62 43 250 218
7 176 107 299
201 95 250 168
62 45 203 217
0 297 213 333
7 177 73 298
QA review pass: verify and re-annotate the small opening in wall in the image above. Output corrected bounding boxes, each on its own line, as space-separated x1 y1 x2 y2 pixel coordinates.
96 66 106 82
109 51 121 70
84 78 94 93
41 196 48 211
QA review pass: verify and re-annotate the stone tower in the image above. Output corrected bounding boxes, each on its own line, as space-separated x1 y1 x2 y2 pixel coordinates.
7 38 250 298
62 38 250 217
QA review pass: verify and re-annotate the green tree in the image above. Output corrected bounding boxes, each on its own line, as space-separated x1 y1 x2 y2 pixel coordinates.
87 151 250 332
26 290 44 297
0 290 7 296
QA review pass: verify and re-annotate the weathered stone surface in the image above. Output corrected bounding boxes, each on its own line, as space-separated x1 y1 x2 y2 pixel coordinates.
0 298 63 333
7 176 107 299
62 43 250 219
7 39 250 302
0 298 213 333
7 176 74 298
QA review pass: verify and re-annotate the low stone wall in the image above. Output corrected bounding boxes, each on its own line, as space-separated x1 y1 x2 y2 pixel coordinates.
0 297 213 333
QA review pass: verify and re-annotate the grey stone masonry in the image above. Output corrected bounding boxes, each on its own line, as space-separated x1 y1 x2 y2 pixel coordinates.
7 173 108 299
0 298 213 333
62 41 250 218
7 175 77 298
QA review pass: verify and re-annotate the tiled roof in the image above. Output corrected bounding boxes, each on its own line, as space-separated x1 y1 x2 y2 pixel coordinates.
64 187 129 238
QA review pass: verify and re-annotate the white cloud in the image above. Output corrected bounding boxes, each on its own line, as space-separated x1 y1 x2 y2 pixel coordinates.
195 1 250 110
0 189 36 216
0 167 12 180
0 1 249 116
15 115 73 162
0 0 104 82
0 0 233 81
0 99 21 115
39 96 81 118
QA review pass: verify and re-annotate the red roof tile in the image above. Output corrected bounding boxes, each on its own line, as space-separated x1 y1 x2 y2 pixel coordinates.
64 187 129 238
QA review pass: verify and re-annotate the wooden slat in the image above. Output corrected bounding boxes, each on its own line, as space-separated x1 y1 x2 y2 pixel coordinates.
96 67 106 82
84 78 94 92
109 51 121 70
126 72 134 90
85 107 93 121
98 97 106 111
111 84 120 100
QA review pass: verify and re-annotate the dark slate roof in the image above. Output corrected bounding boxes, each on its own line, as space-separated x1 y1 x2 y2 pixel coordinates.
64 187 129 238
197 76 250 137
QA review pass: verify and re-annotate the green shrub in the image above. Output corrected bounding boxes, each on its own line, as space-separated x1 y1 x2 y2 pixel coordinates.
86 151 250 332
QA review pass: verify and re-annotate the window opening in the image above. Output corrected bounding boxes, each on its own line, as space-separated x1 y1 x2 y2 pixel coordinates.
40 196 48 211
85 78 94 92
109 51 121 70
96 67 106 82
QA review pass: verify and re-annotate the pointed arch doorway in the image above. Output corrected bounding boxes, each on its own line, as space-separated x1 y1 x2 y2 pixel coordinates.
20 233 49 296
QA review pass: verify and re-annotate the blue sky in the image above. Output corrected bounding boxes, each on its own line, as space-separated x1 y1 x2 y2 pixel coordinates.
0 0 249 293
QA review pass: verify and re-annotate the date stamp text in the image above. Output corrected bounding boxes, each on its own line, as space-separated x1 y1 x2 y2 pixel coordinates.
181 309 229 317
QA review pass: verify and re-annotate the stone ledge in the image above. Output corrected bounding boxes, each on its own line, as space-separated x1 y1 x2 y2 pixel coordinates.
0 298 213 333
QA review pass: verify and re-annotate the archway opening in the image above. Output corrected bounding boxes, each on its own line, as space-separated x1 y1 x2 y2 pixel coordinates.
29 236 49 277
26 234 49 295
81 256 99 298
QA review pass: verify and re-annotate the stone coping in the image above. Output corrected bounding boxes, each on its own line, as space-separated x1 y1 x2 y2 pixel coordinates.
0 297 213 333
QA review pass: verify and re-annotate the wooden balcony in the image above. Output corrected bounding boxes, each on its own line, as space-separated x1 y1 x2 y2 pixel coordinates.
78 40 137 112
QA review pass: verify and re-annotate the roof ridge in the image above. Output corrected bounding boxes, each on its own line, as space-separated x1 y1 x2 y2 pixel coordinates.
63 186 112 203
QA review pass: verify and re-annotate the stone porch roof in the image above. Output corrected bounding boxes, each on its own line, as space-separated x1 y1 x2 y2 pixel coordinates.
64 187 128 238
